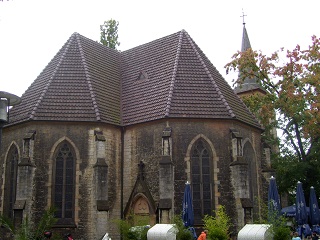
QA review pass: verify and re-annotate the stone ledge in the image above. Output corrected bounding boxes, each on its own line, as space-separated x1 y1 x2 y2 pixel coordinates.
160 156 172 165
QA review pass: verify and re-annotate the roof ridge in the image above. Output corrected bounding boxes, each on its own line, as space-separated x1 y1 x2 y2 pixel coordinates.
165 30 184 117
76 34 101 121
30 33 76 119
183 31 236 118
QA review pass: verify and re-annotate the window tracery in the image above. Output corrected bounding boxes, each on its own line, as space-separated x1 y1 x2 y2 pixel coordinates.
53 141 75 225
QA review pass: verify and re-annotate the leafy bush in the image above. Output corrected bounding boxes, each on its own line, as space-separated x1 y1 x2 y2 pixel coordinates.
267 210 291 240
128 225 150 240
257 197 291 240
203 205 231 240
174 215 194 240
273 225 291 240
114 216 150 240
113 218 132 240
0 207 58 240
115 215 195 240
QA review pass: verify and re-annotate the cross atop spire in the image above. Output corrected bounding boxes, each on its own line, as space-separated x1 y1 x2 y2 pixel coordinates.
240 9 247 25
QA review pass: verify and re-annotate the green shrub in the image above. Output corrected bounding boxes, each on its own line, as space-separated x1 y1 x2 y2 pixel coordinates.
115 215 194 240
0 207 58 240
267 210 291 240
114 217 150 240
174 216 193 240
128 225 150 240
113 218 132 240
203 205 231 240
273 225 291 240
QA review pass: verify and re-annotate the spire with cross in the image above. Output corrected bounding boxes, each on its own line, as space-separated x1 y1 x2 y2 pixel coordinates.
240 9 247 26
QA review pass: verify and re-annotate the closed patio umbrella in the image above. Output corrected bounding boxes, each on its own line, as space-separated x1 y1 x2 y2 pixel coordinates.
268 176 281 221
182 181 194 227
182 181 197 239
309 186 320 232
296 181 310 237
296 181 308 225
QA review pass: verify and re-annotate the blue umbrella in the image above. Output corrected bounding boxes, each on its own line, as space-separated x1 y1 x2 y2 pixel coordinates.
309 186 320 226
281 205 297 217
296 181 308 226
182 181 194 227
281 205 310 217
268 176 281 221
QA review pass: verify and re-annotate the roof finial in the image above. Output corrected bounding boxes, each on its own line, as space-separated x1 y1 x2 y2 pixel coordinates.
240 9 247 26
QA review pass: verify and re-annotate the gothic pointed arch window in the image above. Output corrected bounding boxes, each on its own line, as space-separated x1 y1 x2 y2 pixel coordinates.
52 141 75 226
191 138 213 223
4 144 19 219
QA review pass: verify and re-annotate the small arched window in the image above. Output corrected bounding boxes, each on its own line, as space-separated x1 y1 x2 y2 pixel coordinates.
191 139 213 223
53 141 75 226
4 145 19 219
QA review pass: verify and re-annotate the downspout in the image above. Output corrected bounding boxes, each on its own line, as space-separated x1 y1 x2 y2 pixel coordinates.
121 126 124 220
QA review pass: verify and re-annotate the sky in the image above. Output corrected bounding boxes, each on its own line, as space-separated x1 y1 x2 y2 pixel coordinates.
0 0 319 97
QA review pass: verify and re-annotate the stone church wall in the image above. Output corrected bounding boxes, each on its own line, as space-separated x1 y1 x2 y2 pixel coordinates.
0 118 266 239
122 118 264 234
0 121 122 240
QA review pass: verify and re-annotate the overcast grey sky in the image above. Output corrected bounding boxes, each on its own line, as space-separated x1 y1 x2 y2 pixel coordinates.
1 0 319 97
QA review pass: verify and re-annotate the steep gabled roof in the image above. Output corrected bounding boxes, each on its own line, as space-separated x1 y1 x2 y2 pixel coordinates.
9 33 122 125
121 30 260 128
121 31 181 124
167 31 235 119
8 30 261 129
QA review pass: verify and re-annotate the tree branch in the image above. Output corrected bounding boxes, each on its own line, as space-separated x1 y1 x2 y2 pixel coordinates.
293 120 306 161
280 126 302 161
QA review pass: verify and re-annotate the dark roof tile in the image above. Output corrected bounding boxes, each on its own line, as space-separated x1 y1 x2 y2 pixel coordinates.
8 30 261 129
9 33 122 125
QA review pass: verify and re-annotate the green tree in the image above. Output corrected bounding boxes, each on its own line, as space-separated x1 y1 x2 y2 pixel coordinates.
225 36 320 199
100 19 120 49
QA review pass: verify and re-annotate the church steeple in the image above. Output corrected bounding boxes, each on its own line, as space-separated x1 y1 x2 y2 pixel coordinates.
234 13 265 96
240 11 251 52
241 24 252 52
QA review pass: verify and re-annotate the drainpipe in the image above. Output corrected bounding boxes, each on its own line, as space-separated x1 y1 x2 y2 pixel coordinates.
121 126 124 219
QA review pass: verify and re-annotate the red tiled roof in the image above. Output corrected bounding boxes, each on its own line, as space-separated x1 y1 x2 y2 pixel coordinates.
8 30 261 129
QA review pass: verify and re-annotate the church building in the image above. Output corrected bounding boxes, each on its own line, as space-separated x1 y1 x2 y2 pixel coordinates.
0 28 273 239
